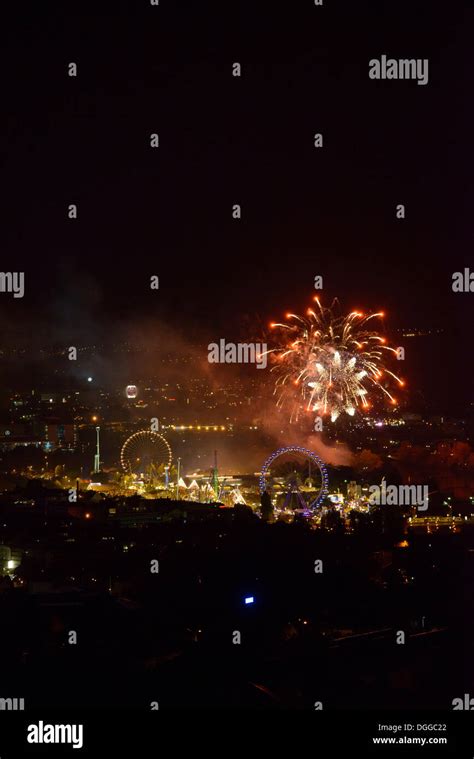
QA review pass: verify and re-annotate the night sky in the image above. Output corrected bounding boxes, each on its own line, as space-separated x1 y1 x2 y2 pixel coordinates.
1 0 473 406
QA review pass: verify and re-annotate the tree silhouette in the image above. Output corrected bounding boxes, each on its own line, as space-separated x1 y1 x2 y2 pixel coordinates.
260 490 274 522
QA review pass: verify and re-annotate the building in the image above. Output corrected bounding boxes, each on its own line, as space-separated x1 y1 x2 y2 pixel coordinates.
0 545 22 575
43 422 77 451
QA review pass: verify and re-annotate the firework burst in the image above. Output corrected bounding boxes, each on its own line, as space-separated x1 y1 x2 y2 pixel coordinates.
266 297 405 423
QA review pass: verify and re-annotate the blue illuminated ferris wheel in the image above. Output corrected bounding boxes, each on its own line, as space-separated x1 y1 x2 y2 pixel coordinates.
259 445 329 511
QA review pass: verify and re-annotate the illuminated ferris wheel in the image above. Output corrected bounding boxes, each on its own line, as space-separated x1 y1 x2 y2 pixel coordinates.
120 430 172 482
259 445 328 511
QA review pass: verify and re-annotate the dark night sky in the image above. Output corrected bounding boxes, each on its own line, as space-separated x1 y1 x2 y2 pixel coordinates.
0 0 473 405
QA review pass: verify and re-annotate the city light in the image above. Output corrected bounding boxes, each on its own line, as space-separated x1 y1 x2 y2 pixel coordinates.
125 385 138 399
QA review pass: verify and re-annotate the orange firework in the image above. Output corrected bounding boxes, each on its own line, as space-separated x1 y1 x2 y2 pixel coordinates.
265 297 405 423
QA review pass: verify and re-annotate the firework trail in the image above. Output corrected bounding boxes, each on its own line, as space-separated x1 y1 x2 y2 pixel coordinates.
265 297 405 423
